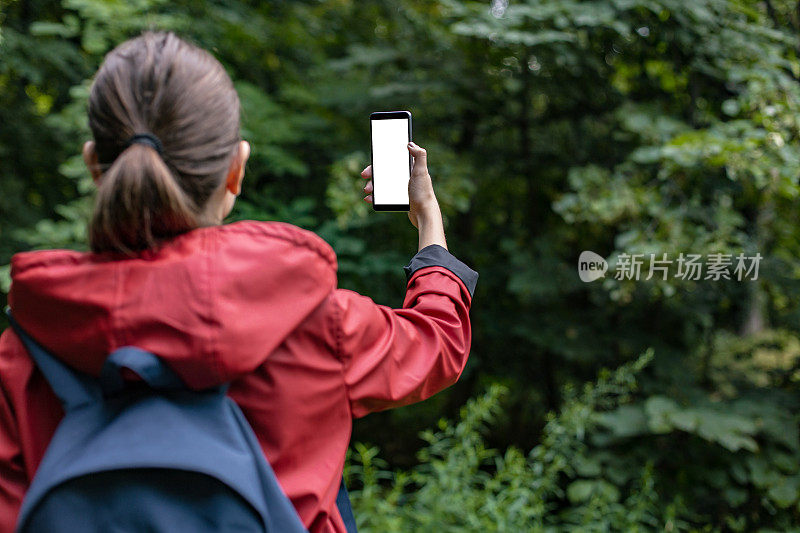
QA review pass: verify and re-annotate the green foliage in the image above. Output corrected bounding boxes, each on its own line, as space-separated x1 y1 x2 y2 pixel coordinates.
3 0 800 529
348 352 689 532
349 351 799 531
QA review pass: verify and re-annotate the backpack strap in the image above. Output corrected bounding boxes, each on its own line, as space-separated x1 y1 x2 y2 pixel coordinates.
336 477 358 533
5 308 101 411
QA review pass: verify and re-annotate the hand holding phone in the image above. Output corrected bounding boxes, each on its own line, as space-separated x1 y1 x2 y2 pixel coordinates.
362 112 447 251
362 141 437 224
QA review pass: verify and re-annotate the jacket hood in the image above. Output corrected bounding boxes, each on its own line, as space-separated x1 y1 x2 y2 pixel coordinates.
7 221 337 389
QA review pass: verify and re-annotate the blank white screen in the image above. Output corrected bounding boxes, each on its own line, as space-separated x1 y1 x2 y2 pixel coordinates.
372 118 410 206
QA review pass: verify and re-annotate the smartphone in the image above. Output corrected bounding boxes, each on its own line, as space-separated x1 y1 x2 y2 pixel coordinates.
370 111 412 211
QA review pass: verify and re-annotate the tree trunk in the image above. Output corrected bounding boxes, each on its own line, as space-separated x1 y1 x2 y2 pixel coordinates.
741 179 775 336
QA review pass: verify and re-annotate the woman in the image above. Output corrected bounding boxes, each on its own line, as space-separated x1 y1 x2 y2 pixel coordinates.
0 31 477 532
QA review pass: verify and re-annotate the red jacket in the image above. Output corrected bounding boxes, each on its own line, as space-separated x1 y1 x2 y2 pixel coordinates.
0 220 477 532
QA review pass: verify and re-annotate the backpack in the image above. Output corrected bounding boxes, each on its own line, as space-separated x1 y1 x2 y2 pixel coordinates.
6 309 358 533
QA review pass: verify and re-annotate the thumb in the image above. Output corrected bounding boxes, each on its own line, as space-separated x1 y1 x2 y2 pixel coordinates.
408 142 427 170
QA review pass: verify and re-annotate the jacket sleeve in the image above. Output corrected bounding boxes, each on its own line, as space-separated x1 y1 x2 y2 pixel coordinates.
330 245 478 418
0 382 25 532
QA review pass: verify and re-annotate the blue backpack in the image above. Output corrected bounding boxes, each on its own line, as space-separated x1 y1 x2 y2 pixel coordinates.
6 309 357 533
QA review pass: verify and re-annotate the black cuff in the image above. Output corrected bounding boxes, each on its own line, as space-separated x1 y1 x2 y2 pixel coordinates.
403 245 478 297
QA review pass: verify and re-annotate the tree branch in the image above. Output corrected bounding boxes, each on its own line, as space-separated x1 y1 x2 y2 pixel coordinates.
765 0 780 27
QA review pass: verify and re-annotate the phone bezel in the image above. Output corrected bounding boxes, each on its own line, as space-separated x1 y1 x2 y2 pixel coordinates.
370 110 412 212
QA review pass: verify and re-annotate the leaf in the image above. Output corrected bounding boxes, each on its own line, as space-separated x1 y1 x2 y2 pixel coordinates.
768 475 800 508
667 410 698 432
573 455 602 477
597 405 648 438
644 396 679 434
748 455 782 488
29 21 78 38
566 480 620 503
724 487 748 507
691 409 759 452
567 480 595 503
0 264 10 294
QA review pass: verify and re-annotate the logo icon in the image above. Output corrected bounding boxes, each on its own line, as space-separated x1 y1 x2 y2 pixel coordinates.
578 251 607 282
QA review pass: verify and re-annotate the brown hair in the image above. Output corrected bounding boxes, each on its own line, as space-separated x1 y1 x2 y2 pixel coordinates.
87 31 240 254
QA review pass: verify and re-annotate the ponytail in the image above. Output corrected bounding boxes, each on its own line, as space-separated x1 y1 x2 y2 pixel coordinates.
89 143 199 254
86 31 241 254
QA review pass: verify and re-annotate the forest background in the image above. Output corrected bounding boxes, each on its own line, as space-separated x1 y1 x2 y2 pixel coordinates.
2 0 800 530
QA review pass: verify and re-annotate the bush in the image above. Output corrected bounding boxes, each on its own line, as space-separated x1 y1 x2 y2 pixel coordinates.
347 349 800 532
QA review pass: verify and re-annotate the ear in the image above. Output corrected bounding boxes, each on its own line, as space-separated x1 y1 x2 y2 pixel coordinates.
83 141 102 183
225 140 250 196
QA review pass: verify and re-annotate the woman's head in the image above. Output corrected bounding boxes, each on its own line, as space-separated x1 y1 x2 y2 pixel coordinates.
84 31 249 254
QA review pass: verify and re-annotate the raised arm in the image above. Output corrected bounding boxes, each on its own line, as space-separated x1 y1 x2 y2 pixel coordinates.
342 143 478 416
331 252 477 418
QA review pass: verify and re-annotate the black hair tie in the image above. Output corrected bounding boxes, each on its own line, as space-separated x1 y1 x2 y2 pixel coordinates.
125 133 163 156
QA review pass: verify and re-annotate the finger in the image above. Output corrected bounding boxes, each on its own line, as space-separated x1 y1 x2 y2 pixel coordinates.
363 194 373 203
407 142 427 169
361 165 372 179
363 180 373 194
